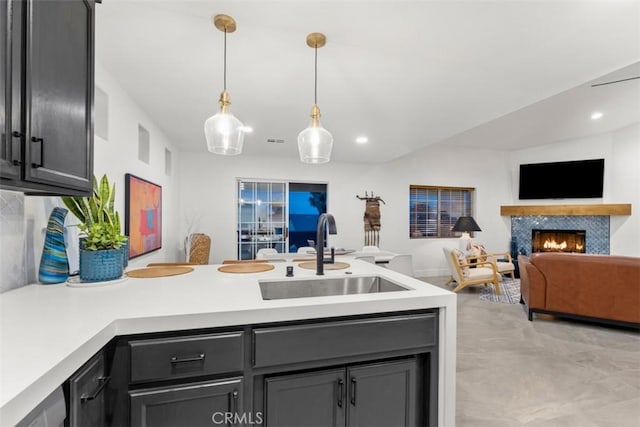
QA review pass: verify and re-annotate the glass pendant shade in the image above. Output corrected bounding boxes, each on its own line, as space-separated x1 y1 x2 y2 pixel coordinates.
205 14 245 156
298 33 332 164
204 93 245 155
297 112 333 164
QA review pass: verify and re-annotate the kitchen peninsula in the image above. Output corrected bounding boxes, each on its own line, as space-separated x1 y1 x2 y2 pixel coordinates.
0 260 456 426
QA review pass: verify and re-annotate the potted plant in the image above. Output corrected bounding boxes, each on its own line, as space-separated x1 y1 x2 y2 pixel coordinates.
62 174 128 282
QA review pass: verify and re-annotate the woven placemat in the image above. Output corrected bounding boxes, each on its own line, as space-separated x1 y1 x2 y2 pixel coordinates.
218 263 275 273
127 266 194 278
297 261 350 270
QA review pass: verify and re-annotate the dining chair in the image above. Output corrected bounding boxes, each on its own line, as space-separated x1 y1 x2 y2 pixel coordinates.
386 254 414 276
297 246 316 254
256 248 278 259
361 245 381 253
354 255 375 264
442 247 501 294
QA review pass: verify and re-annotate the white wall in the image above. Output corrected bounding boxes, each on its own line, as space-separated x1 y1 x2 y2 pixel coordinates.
0 62 183 291
508 123 640 256
178 144 512 277
609 124 640 256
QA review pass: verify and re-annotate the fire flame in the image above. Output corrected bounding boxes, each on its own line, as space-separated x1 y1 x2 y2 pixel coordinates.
543 239 567 250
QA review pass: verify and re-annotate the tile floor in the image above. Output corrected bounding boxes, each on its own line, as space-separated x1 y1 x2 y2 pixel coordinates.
422 276 640 427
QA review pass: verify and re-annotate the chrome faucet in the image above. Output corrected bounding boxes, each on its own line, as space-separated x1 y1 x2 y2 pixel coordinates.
316 213 337 275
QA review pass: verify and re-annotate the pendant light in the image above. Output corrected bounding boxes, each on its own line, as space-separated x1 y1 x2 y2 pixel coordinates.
297 33 333 164
204 14 245 155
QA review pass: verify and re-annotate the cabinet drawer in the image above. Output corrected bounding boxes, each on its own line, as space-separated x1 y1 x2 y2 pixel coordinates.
253 313 436 368
130 332 243 383
130 377 243 427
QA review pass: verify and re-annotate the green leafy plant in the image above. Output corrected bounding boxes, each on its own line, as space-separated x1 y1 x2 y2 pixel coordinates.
62 174 127 251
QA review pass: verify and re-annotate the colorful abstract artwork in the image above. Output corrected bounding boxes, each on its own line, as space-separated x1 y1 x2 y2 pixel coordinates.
125 174 162 258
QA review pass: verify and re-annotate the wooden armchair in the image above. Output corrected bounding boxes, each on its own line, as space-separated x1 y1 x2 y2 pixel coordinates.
443 247 501 294
468 243 515 280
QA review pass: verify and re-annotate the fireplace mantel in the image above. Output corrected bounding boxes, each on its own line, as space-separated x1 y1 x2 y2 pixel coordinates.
500 203 631 216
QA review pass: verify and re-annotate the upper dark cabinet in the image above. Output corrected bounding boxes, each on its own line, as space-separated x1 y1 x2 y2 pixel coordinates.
1 0 94 195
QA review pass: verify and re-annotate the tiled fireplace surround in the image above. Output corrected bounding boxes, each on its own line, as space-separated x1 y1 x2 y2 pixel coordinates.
510 215 610 256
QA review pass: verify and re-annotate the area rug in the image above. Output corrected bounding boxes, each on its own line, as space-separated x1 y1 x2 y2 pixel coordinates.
479 278 521 304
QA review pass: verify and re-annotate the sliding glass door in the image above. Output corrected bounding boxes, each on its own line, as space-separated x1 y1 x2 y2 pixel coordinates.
237 180 327 260
288 182 327 253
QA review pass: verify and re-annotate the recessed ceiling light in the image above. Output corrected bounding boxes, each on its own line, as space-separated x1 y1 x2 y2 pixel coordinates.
240 126 254 133
355 136 368 144
590 112 603 120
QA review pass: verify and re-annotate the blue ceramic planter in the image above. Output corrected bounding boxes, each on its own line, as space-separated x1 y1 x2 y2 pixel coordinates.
79 246 123 282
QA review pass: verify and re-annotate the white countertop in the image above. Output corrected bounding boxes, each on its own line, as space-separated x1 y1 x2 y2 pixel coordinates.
0 260 456 426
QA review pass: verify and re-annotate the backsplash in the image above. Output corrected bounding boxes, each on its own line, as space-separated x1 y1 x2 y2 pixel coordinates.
0 190 26 292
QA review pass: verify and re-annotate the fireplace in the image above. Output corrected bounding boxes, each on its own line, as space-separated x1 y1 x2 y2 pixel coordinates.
531 229 586 253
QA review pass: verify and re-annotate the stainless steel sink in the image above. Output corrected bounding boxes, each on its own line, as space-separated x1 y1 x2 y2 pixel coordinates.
259 275 411 300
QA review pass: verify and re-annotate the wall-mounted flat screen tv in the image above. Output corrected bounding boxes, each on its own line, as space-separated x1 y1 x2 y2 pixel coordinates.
519 158 604 200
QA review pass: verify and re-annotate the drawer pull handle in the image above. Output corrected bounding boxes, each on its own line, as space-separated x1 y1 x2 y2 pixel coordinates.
170 353 206 364
80 376 110 403
350 377 357 406
337 379 344 408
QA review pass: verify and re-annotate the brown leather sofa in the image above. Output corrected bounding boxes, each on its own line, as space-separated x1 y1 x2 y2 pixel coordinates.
518 253 640 327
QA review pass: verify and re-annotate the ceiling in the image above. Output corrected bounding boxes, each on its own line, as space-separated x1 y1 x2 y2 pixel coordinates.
95 1 640 164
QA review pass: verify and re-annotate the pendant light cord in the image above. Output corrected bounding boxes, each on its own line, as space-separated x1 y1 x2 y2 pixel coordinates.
314 44 318 105
223 29 228 91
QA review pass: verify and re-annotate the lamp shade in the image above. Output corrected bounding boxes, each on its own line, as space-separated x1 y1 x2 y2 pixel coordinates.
204 109 245 155
452 216 482 232
297 121 333 164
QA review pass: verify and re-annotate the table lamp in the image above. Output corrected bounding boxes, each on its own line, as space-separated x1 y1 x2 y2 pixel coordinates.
452 216 481 251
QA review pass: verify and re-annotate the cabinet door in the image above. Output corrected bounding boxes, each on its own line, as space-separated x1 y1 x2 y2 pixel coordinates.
265 368 346 427
347 359 418 427
0 0 20 180
130 378 243 427
23 0 93 192
68 350 108 427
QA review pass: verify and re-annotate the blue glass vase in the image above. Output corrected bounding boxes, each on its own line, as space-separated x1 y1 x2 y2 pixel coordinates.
38 207 70 284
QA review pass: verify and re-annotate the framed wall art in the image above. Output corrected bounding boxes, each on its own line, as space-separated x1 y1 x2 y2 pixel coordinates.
125 174 162 258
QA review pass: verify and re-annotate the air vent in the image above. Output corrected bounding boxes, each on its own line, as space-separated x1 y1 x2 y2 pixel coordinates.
267 138 285 144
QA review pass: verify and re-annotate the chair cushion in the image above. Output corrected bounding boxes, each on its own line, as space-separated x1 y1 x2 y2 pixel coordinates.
495 261 515 273
470 243 488 262
467 267 498 280
453 249 470 278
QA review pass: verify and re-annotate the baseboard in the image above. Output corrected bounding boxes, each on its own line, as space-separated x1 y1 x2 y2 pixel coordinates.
414 268 450 278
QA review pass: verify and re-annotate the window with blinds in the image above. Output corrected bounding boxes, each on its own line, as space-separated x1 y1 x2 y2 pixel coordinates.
409 185 474 238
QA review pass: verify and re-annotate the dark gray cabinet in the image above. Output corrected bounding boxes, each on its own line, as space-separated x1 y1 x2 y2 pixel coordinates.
264 359 418 427
67 310 437 426
124 331 246 427
130 378 243 427
0 0 94 195
1 0 20 180
347 360 418 427
265 368 345 427
67 350 108 427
